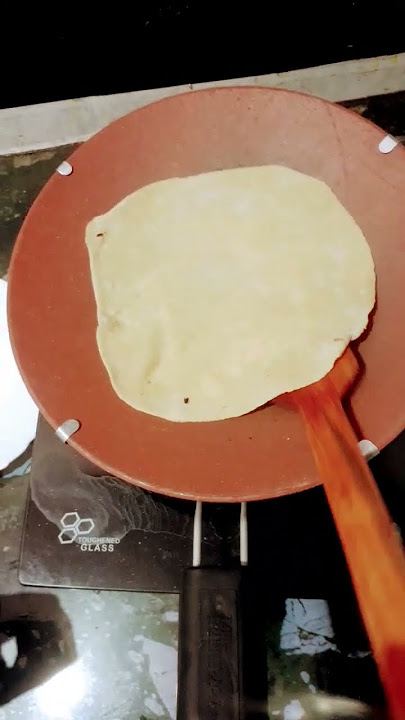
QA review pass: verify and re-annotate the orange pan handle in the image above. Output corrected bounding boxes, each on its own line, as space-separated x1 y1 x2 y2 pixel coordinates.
298 391 405 720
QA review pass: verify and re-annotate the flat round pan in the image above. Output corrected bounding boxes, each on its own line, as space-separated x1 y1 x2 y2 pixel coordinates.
7 87 405 502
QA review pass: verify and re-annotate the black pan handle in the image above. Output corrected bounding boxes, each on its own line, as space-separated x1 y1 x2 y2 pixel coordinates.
177 566 243 720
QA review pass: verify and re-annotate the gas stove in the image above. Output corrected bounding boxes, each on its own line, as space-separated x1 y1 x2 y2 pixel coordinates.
18 415 403 712
20 415 231 592
20 416 398 603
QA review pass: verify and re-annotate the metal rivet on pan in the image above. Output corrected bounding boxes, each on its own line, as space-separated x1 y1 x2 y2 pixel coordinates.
358 439 379 461
378 135 398 154
56 161 73 176
55 419 81 443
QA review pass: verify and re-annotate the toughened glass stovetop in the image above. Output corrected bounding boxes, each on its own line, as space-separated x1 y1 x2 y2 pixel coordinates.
18 415 405 711
20 414 404 599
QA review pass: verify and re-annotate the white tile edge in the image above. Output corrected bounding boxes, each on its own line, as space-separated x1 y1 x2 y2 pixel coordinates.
1 53 404 157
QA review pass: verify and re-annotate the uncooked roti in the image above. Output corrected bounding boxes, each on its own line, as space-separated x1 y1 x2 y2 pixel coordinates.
86 165 375 422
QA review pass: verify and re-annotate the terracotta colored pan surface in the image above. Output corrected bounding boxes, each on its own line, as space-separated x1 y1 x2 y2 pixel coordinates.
7 88 405 502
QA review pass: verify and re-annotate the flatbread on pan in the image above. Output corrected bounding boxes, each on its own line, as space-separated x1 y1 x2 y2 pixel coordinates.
86 165 375 422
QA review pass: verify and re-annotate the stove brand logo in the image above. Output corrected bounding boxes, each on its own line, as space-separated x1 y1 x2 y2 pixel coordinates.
58 512 95 544
58 512 120 552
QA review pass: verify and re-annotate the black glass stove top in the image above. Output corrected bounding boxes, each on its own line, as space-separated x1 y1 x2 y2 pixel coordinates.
19 416 404 601
20 415 404 604
18 416 405 712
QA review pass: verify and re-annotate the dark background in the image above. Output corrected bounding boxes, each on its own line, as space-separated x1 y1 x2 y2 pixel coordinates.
2 0 405 110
